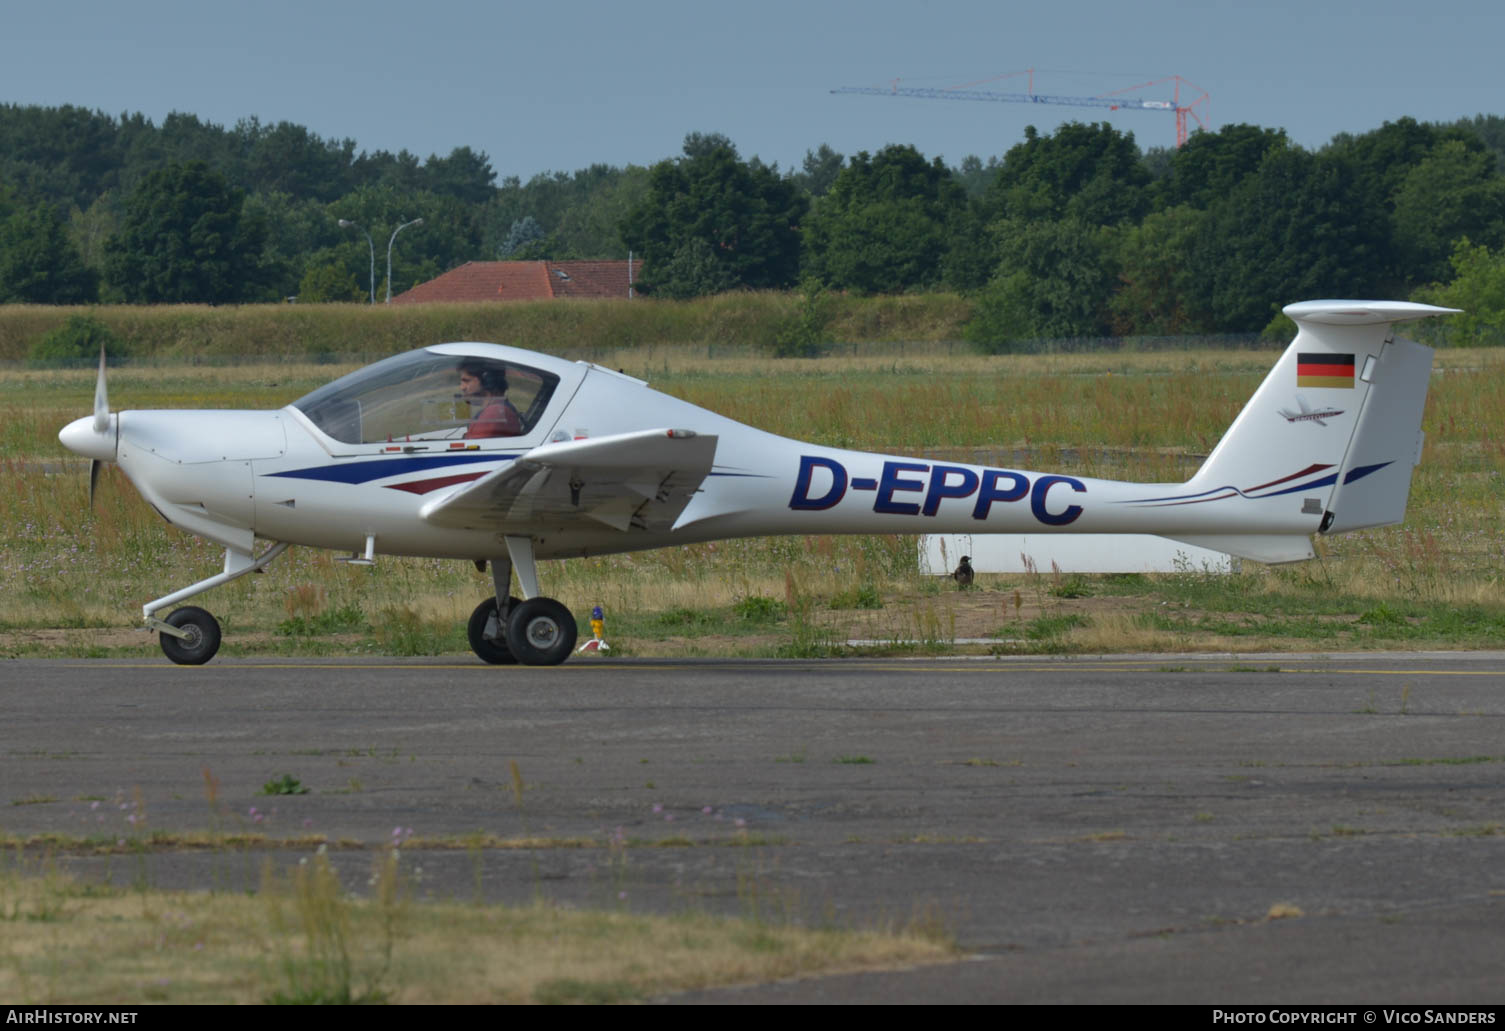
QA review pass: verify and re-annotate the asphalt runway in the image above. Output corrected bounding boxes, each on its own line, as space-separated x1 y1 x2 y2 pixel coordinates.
5 653 1504 1004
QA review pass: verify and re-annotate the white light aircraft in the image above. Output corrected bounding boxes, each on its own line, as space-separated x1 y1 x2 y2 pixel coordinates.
59 299 1455 667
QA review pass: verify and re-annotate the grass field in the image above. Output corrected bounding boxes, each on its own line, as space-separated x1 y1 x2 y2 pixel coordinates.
4 341 1504 659
0 848 952 1003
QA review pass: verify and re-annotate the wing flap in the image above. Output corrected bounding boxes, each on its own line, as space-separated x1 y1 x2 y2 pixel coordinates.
418 429 718 534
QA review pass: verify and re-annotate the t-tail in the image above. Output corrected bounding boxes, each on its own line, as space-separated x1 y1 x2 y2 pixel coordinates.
1160 300 1457 563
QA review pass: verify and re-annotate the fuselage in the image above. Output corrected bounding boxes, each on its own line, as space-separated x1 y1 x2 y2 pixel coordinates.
72 342 1327 563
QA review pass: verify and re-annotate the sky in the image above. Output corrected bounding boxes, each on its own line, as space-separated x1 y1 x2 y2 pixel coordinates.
4 0 1503 182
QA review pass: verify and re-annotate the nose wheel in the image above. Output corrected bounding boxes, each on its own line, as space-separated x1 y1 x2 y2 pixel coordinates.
159 606 222 665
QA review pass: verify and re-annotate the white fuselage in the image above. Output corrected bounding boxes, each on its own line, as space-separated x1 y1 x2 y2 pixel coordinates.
101 353 1323 563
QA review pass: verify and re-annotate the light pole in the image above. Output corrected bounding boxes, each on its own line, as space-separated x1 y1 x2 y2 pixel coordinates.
385 218 424 303
337 219 375 304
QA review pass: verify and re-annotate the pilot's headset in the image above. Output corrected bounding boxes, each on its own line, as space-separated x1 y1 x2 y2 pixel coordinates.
461 361 508 395
477 366 508 394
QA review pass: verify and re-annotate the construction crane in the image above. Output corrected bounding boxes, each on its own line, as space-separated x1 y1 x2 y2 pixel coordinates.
832 70 1210 147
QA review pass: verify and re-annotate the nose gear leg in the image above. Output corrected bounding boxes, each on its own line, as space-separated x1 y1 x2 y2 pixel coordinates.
144 542 291 662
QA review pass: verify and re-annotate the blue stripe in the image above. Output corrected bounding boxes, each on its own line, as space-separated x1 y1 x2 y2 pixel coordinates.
1113 484 1243 505
1343 461 1392 484
268 453 515 485
1256 473 1339 498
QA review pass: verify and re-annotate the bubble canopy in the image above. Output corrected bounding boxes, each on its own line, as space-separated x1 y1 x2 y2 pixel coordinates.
291 347 562 445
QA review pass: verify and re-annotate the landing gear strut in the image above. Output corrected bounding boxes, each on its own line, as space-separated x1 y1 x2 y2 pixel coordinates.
146 541 291 666
469 536 577 666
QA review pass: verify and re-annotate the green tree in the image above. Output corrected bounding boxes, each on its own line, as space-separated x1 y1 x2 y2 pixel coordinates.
1190 145 1387 331
802 144 966 294
1442 115 1505 173
242 190 349 300
621 133 806 297
498 216 547 257
548 165 649 258
952 154 1002 199
1152 123 1287 211
985 122 1150 226
1108 205 1207 334
792 144 845 198
103 161 268 303
648 238 737 300
28 313 124 364
1413 239 1505 346
329 185 481 298
0 104 126 210
67 192 120 274
236 117 357 203
423 146 497 206
1323 117 1463 213
1391 140 1505 283
482 164 649 260
966 219 1118 350
0 201 98 303
297 261 365 303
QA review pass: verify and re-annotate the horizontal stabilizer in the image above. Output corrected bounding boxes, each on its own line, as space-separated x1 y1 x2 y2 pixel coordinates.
1161 534 1315 564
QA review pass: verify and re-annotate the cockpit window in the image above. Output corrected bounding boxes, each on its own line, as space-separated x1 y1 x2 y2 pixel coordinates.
292 351 559 445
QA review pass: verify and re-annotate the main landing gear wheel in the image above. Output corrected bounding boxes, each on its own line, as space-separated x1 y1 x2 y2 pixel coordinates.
159 606 222 665
467 596 522 665
504 598 577 666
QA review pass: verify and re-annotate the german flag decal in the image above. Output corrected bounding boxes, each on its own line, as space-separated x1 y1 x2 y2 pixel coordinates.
1297 352 1355 388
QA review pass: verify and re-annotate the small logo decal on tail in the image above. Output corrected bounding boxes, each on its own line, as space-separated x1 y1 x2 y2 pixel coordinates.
1296 352 1355 388
1277 395 1345 426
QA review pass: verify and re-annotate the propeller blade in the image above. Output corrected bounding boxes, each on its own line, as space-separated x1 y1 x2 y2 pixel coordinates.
89 459 100 509
92 344 109 434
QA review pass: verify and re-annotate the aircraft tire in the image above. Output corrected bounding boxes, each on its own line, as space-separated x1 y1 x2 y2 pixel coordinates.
160 606 222 665
467 596 521 665
504 597 577 666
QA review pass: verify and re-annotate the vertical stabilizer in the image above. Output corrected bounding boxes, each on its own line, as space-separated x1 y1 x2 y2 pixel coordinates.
1185 301 1454 540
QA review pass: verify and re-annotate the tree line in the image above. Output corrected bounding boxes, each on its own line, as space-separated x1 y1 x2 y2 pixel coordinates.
1 103 1503 344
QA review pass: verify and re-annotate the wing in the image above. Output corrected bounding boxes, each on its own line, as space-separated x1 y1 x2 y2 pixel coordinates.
418 428 718 534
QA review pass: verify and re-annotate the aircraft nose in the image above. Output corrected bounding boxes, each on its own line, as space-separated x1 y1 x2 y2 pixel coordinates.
59 414 117 462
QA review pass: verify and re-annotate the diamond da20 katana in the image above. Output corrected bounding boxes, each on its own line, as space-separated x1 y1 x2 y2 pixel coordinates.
58 299 1454 666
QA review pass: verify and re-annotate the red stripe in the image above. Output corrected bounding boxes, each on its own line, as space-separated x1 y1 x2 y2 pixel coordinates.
1244 463 1332 494
384 471 486 495
1297 363 1353 378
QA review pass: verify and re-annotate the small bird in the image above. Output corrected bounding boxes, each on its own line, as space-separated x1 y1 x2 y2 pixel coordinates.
952 555 974 589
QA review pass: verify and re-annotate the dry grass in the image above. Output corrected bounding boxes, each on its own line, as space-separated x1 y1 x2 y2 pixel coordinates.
0 858 954 1004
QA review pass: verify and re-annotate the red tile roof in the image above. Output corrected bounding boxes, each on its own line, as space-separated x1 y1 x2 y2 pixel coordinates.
391 260 641 304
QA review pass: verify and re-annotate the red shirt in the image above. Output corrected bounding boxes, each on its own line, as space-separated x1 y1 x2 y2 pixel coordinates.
466 398 523 438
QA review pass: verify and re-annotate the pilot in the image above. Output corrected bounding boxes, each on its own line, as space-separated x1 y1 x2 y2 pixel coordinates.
458 360 523 438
